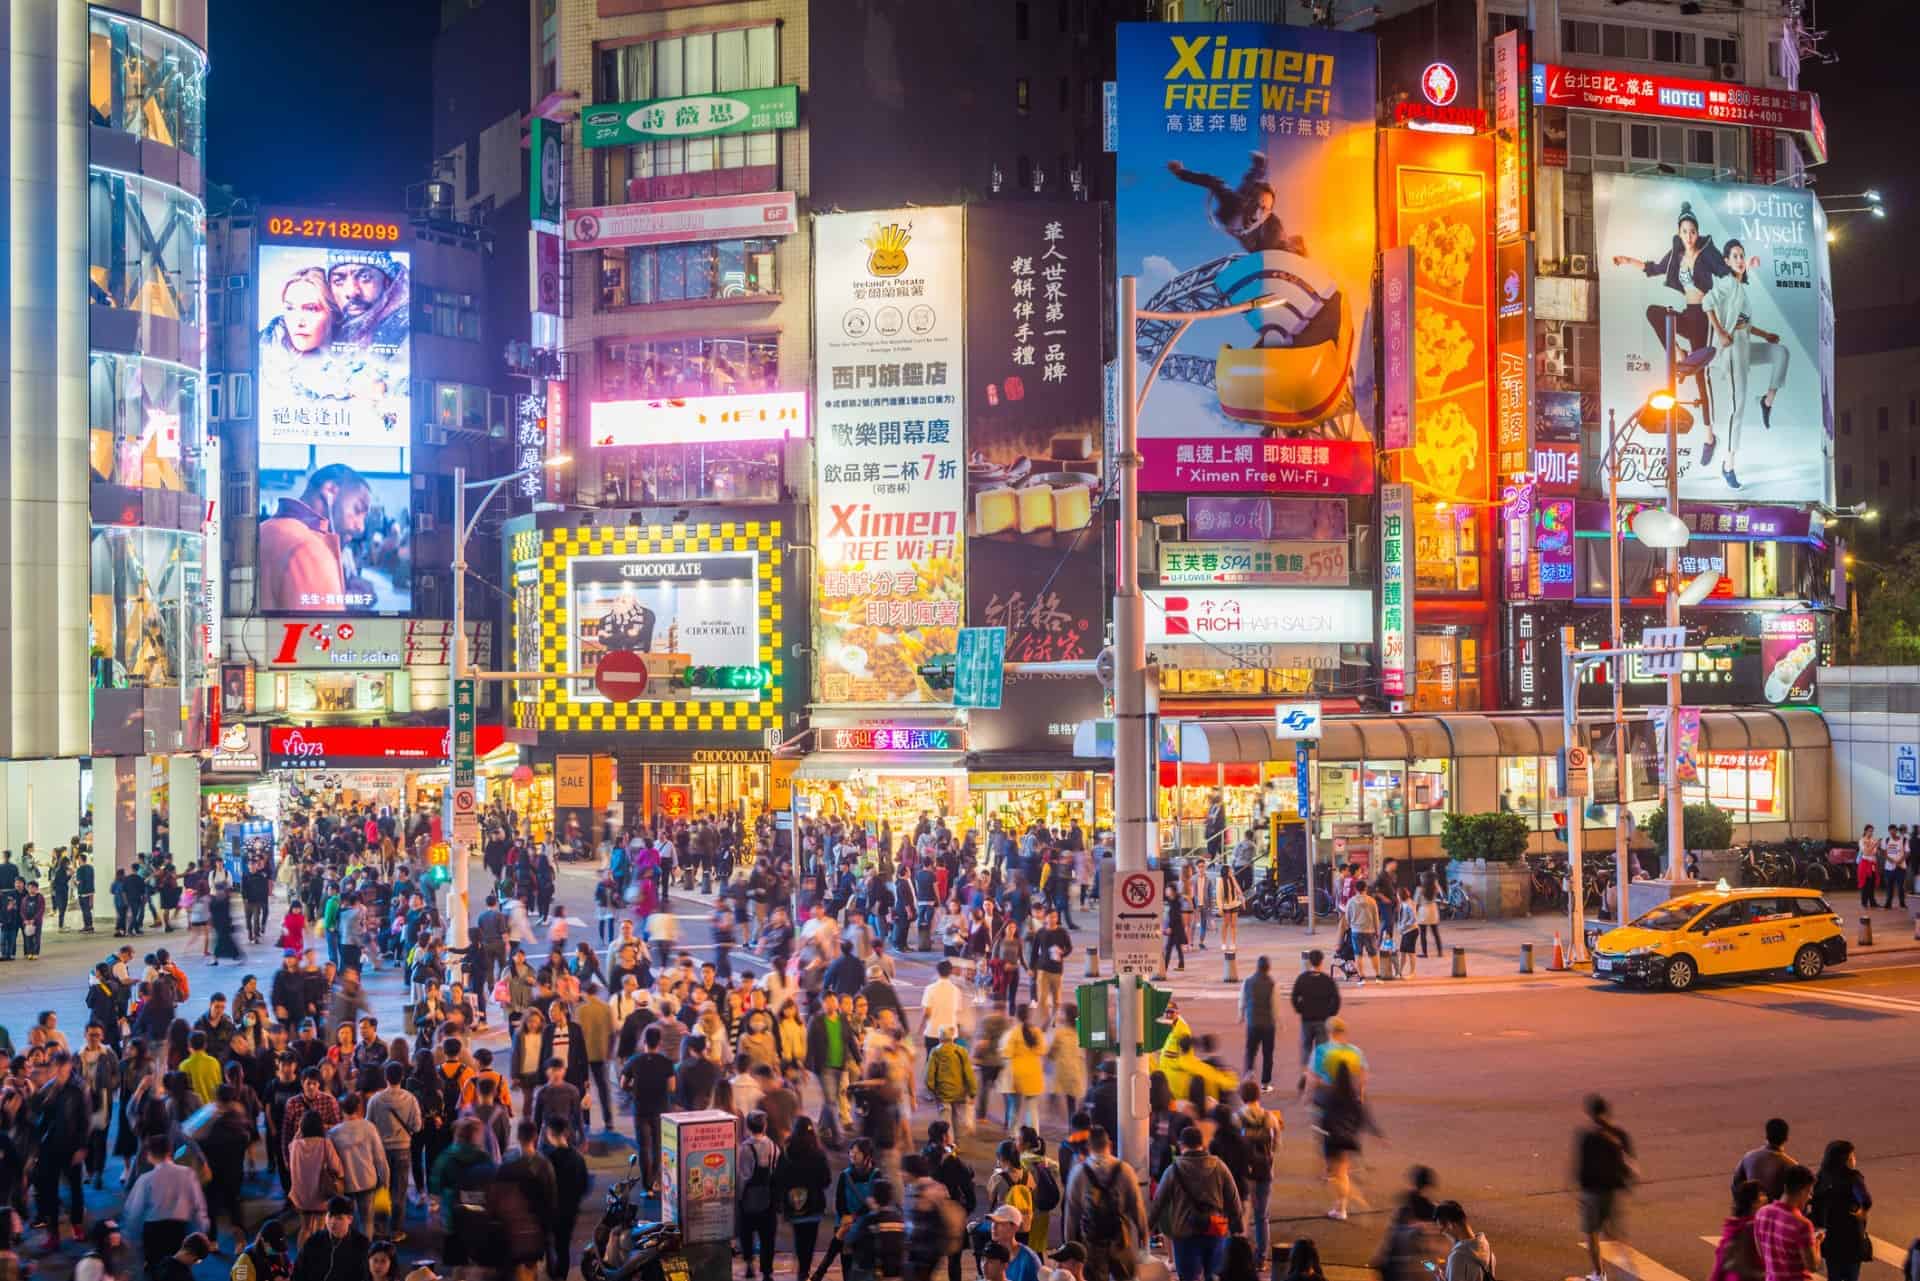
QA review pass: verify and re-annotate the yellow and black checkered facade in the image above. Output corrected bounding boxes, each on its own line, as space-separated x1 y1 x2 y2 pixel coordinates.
516 518 786 736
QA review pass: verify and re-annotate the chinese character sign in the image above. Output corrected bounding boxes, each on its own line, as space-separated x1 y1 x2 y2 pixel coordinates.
964 205 1103 545
255 241 414 614
1379 483 1412 698
813 209 967 703
1594 174 1831 503
1115 23 1378 492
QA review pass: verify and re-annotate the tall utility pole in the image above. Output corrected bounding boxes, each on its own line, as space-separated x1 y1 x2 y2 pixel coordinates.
1662 335 1685 880
1113 276 1150 1169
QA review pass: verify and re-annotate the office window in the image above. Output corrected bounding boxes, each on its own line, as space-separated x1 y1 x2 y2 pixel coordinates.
1017 79 1030 114
1015 0 1029 39
208 373 223 422
596 28 780 203
417 286 480 341
598 238 778 309
1878 406 1890 432
229 372 253 420
1562 20 1599 54
1704 37 1739 71
598 334 780 399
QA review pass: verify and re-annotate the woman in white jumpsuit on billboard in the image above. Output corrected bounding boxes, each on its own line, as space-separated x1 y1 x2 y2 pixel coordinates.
1701 239 1791 490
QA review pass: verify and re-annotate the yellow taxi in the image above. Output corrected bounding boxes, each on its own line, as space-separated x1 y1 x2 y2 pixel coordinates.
1590 885 1846 991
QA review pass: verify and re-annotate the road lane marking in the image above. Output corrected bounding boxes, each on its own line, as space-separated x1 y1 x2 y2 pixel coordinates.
1744 982 1920 1012
1583 1238 1693 1281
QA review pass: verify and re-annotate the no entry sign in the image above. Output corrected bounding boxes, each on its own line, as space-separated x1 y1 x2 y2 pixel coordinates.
594 650 650 702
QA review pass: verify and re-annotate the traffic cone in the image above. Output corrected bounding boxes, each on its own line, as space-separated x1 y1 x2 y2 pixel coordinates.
1549 933 1567 971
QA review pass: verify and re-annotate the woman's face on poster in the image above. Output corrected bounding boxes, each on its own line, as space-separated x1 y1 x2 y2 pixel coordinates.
282 278 332 352
1725 243 1748 278
1677 217 1700 251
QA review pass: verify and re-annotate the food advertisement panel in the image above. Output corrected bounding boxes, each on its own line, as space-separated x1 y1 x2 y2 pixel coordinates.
964 204 1104 547
1594 174 1832 504
1379 128 1494 505
1760 611 1818 706
813 209 966 703
565 552 760 702
255 241 413 614
1115 22 1378 493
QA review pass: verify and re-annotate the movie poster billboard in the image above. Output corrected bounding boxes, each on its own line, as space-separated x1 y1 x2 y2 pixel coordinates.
965 204 1104 548
1115 23 1378 494
255 242 413 613
813 209 966 703
1594 174 1831 504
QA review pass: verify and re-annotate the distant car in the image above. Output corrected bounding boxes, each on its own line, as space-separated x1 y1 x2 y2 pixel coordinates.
1590 886 1846 991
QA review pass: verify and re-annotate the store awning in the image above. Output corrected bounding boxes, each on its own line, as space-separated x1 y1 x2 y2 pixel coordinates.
794 751 968 780
1702 708 1829 751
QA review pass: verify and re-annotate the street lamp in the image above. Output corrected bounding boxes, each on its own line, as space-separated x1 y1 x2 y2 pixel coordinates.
447 456 571 958
1115 276 1285 1169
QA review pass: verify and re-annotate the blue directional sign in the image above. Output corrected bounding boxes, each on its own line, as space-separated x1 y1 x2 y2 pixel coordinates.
1295 740 1312 819
954 626 1007 709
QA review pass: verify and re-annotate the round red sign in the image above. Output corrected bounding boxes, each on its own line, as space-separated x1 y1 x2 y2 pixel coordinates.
1119 872 1158 912
594 649 650 702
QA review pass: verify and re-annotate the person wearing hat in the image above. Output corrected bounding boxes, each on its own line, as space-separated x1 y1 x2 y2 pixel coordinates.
988 1205 1044 1281
1050 1242 1089 1281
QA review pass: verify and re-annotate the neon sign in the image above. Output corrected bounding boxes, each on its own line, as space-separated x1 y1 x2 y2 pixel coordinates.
824 727 962 752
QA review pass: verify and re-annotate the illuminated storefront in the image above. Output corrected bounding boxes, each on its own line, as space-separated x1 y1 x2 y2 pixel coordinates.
792 723 970 843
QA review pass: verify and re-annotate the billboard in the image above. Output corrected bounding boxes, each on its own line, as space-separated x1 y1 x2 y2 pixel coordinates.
1379 128 1494 505
1115 23 1378 493
512 518 791 737
964 204 1104 547
255 241 413 614
1594 174 1831 503
813 208 966 704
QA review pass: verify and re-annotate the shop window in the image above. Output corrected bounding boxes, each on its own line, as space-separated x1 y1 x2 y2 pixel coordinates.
89 353 203 494
88 170 205 327
596 438 784 506
600 239 779 310
1497 756 1565 832
1315 761 1420 840
286 670 393 714
89 525 207 691
88 12 206 163
434 381 492 434
1414 628 1482 713
1681 750 1787 822
418 286 480 341
599 334 779 400
1413 504 1479 596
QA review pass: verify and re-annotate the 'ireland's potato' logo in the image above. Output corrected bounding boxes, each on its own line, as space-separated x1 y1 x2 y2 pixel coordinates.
863 222 911 277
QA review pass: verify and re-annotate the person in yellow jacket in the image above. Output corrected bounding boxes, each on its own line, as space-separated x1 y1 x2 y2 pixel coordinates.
1155 1022 1236 1109
1000 1013 1048 1133
924 1025 977 1134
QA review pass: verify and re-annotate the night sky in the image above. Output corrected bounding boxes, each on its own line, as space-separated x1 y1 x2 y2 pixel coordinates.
207 0 439 206
205 0 1917 306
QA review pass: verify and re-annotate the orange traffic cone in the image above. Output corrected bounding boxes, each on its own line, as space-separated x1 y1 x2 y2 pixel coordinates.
1549 933 1567 971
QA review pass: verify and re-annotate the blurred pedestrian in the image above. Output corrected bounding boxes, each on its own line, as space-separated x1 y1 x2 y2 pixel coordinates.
1573 1095 1636 1281
1808 1141 1872 1281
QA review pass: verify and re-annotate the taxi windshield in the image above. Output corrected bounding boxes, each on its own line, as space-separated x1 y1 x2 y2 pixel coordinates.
1630 902 1704 931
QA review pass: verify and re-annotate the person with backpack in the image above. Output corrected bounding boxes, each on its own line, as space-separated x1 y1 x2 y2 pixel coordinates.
988 1139 1037 1244
811 1137 883 1281
1574 1095 1636 1281
738 1110 781 1281
1064 1124 1147 1281
846 1178 908 1281
1019 1126 1063 1252
925 1026 977 1138
775 1117 834 1281
921 1122 977 1281
1239 956 1282 1093
1150 1125 1244 1281
1710 1181 1767 1281
904 1155 966 1281
1234 1081 1282 1265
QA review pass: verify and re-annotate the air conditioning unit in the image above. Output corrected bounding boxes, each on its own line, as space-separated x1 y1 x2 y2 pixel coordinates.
1544 326 1566 350
1542 350 1569 377
1717 61 1739 80
1569 253 1592 276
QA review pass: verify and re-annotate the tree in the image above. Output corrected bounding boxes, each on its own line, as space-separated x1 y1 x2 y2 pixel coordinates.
1440 812 1531 863
1847 545 1920 664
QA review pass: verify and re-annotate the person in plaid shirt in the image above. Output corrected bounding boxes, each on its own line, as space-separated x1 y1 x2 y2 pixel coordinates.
1752 1165 1820 1281
280 1068 344 1159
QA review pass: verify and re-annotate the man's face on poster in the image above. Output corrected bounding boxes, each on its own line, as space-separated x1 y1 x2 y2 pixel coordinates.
328 264 389 318
320 480 371 538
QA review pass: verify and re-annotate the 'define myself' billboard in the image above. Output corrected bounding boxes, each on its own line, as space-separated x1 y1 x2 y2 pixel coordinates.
1595 174 1832 505
1116 23 1378 495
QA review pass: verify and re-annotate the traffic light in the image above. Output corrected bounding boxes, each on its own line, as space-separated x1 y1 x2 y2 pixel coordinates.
1552 809 1568 842
1704 637 1761 659
678 664 773 690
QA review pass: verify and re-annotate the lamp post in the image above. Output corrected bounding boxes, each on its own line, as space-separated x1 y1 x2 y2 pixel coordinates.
1117 276 1283 1170
448 459 569 956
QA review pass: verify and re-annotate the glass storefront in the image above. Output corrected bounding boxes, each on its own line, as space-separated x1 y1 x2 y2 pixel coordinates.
969 772 1095 840
598 334 779 399
1316 758 1451 838
1495 748 1789 829
1414 626 1484 712
796 772 968 845
1413 503 1482 595
89 353 203 492
88 11 207 161
597 439 784 506
88 171 205 325
88 526 207 690
600 238 780 309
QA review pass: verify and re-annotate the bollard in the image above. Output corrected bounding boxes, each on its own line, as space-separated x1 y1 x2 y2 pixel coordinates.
1859 915 1874 947
1452 946 1467 978
1519 942 1534 974
1085 946 1101 978
915 921 933 953
1222 949 1239 983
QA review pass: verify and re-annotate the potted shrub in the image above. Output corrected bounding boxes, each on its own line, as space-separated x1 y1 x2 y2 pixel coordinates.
1639 801 1736 880
1439 812 1534 918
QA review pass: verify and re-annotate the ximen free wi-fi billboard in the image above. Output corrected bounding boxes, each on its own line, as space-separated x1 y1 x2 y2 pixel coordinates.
1595 174 1832 504
255 239 414 613
1115 22 1379 494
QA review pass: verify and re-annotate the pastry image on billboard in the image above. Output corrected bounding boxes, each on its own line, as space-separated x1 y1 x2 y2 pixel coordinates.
1414 308 1474 398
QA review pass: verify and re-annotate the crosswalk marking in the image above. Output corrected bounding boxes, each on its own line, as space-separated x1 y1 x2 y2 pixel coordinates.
1702 1235 1909 1270
1744 981 1920 1013
1586 1237 1694 1281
